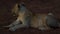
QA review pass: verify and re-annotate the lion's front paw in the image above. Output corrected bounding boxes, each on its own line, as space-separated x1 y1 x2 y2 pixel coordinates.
9 27 16 31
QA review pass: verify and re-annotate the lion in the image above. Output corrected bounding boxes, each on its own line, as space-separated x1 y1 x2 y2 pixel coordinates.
3 2 60 31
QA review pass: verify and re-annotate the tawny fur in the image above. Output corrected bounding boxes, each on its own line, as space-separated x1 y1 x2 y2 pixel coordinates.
11 3 19 16
30 13 51 30
3 3 51 31
11 3 50 30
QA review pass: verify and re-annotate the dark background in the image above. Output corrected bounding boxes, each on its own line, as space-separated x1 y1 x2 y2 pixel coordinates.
0 0 60 34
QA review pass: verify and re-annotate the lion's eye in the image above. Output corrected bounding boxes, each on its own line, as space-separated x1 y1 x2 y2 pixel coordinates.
21 4 25 6
18 4 20 10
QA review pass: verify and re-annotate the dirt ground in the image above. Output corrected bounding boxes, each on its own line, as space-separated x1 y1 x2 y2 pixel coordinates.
0 0 60 34
0 27 60 34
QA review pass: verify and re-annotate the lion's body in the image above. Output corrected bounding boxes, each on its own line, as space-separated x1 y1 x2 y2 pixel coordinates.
3 3 60 31
30 13 50 30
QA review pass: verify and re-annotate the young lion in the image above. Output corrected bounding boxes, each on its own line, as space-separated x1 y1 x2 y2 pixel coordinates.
3 3 32 31
3 2 60 31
